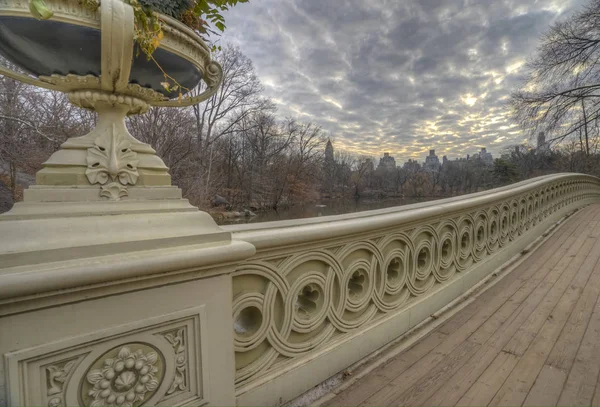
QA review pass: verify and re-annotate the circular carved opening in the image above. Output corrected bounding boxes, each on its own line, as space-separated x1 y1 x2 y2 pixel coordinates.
442 239 452 261
417 247 430 271
461 233 469 250
387 258 403 285
491 220 497 236
442 239 452 258
520 208 526 220
348 269 367 299
234 306 263 337
477 225 485 243
296 284 320 319
511 212 517 225
501 216 508 230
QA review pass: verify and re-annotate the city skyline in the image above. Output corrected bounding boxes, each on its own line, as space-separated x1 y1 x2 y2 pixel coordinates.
220 0 586 161
374 146 495 169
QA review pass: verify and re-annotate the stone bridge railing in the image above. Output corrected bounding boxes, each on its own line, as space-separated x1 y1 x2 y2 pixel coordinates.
1 173 599 407
224 173 600 406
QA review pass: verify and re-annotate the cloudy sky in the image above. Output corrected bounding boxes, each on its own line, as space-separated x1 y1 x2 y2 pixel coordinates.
220 0 586 163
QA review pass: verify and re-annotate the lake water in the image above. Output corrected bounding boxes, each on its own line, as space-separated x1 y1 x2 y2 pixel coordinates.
215 196 440 225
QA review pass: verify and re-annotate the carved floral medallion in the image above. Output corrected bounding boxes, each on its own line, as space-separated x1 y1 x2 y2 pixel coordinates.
82 344 164 407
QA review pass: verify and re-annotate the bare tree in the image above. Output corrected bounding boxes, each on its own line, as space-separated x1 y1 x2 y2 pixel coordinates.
0 75 45 198
191 44 271 155
128 107 197 171
511 0 600 149
351 156 375 199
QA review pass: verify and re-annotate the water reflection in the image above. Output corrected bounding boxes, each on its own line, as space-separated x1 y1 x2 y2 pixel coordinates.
216 196 439 225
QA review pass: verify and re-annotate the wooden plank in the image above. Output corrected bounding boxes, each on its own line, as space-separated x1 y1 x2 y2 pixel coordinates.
558 263 600 405
426 250 572 407
469 212 599 346
546 223 600 372
437 207 590 337
423 209 600 406
378 331 449 379
592 370 600 407
324 332 448 406
558 299 600 406
455 351 519 407
522 364 567 406
489 235 600 406
360 347 458 406
389 340 481 406
323 372 390 407
502 234 597 357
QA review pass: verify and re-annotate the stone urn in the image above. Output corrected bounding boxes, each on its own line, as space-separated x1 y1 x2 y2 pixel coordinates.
0 0 223 200
0 0 237 277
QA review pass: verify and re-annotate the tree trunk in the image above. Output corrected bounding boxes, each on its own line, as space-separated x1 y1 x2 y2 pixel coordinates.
9 162 17 200
582 99 590 156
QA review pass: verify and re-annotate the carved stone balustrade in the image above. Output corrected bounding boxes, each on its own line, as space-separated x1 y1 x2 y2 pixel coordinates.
223 173 600 406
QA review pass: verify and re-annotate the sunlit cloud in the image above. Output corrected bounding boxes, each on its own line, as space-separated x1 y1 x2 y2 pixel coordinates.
506 60 525 74
322 97 343 110
462 95 478 106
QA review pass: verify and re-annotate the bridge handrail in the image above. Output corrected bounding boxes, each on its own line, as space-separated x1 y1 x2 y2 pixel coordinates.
224 173 598 248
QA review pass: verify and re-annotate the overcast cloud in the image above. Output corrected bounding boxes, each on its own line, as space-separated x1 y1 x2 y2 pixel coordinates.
220 0 587 163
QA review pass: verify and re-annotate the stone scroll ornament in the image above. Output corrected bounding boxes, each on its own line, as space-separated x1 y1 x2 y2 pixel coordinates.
46 359 78 407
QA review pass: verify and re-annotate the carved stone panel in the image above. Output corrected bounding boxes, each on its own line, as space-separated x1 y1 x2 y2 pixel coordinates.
4 307 207 407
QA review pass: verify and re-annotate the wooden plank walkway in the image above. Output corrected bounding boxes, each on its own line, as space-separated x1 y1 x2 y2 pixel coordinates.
325 204 600 407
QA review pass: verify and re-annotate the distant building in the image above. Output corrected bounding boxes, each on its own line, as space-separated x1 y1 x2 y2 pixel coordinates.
322 139 336 193
403 159 421 172
442 155 469 169
537 132 550 154
424 149 441 171
325 139 334 163
378 152 397 171
478 147 493 165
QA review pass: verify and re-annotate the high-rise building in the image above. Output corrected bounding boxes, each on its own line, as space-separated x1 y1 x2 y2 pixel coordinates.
403 159 421 172
479 147 493 165
378 152 397 170
325 139 334 163
537 132 550 154
424 149 441 171
322 139 336 193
